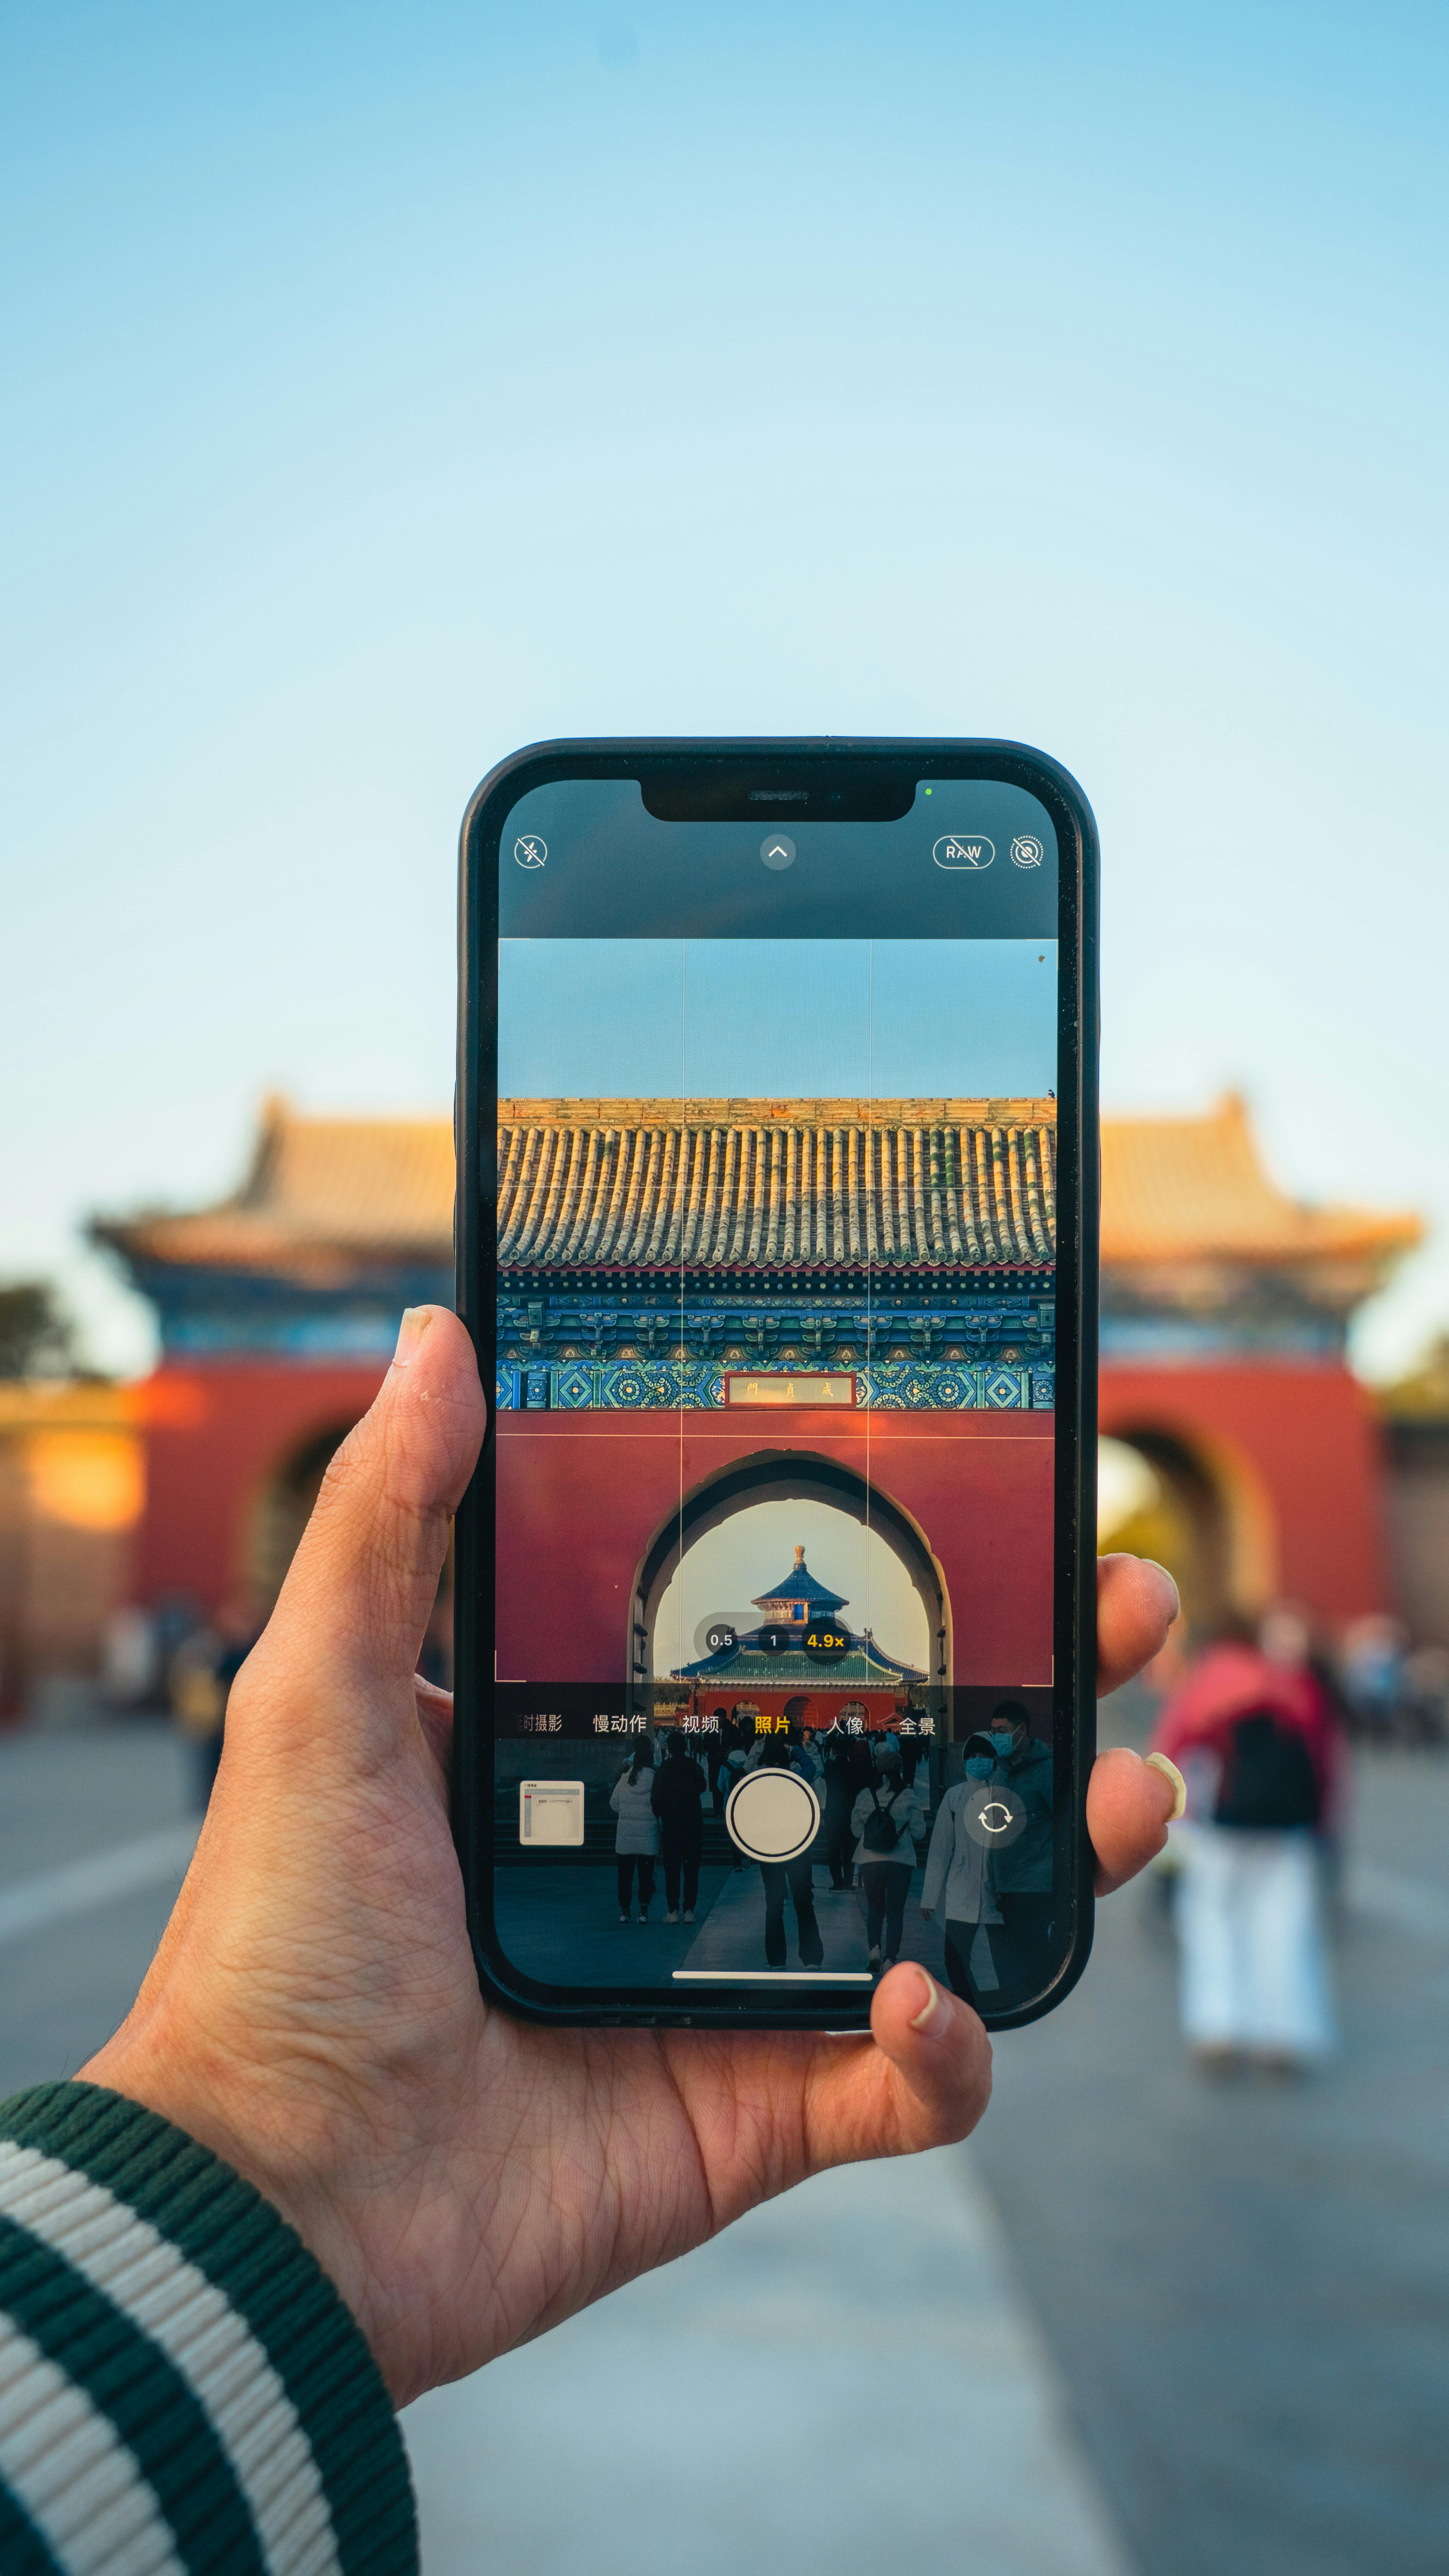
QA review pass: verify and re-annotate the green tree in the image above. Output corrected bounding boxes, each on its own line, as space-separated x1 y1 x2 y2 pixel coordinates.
1380 1334 1449 1421
0 1280 84 1379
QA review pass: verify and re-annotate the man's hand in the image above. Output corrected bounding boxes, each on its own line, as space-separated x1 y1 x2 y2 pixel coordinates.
83 1309 1180 2407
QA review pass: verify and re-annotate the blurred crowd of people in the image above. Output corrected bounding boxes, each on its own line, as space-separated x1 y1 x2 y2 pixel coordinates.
1149 1608 1449 1752
1337 1616 1449 1745
96 1575 454 1808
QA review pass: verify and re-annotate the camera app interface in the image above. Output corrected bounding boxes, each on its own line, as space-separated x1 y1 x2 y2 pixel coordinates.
490 778 1062 2009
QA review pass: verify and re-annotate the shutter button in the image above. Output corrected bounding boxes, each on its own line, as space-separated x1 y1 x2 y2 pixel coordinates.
724 1769 821 1863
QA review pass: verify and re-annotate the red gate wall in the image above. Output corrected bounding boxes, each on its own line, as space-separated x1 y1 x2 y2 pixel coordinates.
495 1406 1056 1687
135 1362 388 1610
1098 1360 1388 1622
129 1360 1394 1641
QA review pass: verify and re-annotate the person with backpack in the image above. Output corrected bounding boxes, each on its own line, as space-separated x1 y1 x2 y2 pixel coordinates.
850 1751 926 1971
1151 1622 1344 2073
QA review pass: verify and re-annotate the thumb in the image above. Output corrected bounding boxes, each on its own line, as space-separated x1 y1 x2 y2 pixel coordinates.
794 1966 993 2172
258 1306 487 1693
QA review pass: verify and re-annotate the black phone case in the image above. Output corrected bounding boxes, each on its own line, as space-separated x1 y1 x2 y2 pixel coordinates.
454 737 1100 2030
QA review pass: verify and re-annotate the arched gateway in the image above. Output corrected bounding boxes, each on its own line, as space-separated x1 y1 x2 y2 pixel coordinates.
630 1448 949 1726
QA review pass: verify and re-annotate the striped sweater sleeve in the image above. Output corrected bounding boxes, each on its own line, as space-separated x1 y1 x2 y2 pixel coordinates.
0 2082 417 2575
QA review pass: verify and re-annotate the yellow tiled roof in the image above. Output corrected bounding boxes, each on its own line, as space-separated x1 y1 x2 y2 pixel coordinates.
94 1097 456 1282
496 1099 1055 1270
95 1090 1419 1285
1098 1093 1419 1267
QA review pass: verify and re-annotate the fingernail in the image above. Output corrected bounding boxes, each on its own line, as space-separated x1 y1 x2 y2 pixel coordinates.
1144 1750 1187 1821
1144 1560 1182 1621
910 1968 942 2031
393 1307 431 1365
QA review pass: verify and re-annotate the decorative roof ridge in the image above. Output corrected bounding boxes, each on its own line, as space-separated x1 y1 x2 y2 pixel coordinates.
1099 1090 1421 1270
497 1097 1058 1126
498 1260 1054 1278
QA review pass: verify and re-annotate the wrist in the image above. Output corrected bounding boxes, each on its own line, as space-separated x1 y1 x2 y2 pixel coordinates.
78 2023 368 2344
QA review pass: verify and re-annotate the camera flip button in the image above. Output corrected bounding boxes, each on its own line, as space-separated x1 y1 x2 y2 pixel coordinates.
961 1780 1029 1850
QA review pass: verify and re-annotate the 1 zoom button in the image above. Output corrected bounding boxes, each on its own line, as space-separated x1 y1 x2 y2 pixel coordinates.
725 1768 821 1863
961 1780 1028 1849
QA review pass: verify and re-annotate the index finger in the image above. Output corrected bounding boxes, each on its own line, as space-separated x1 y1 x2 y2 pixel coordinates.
1088 1745 1180 1894
1096 1553 1178 1694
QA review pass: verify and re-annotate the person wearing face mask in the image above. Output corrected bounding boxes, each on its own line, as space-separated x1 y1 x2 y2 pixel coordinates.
920 1733 1005 1999
849 1751 927 1971
981 1700 1055 1986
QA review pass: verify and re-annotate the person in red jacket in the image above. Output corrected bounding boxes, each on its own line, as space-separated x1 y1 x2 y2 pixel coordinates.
1152 1618 1345 2076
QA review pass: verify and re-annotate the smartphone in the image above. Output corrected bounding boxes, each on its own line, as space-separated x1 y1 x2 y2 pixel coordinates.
454 739 1098 2029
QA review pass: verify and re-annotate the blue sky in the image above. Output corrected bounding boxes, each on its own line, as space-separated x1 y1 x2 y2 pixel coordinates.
499 940 1057 1098
3 2 1446 1374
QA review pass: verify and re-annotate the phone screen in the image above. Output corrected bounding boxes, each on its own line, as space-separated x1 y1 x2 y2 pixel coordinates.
480 766 1072 2017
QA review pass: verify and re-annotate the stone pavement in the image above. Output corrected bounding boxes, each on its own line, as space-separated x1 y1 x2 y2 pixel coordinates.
404 2147 1131 2576
969 1718 1449 2576
0 1719 195 2097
